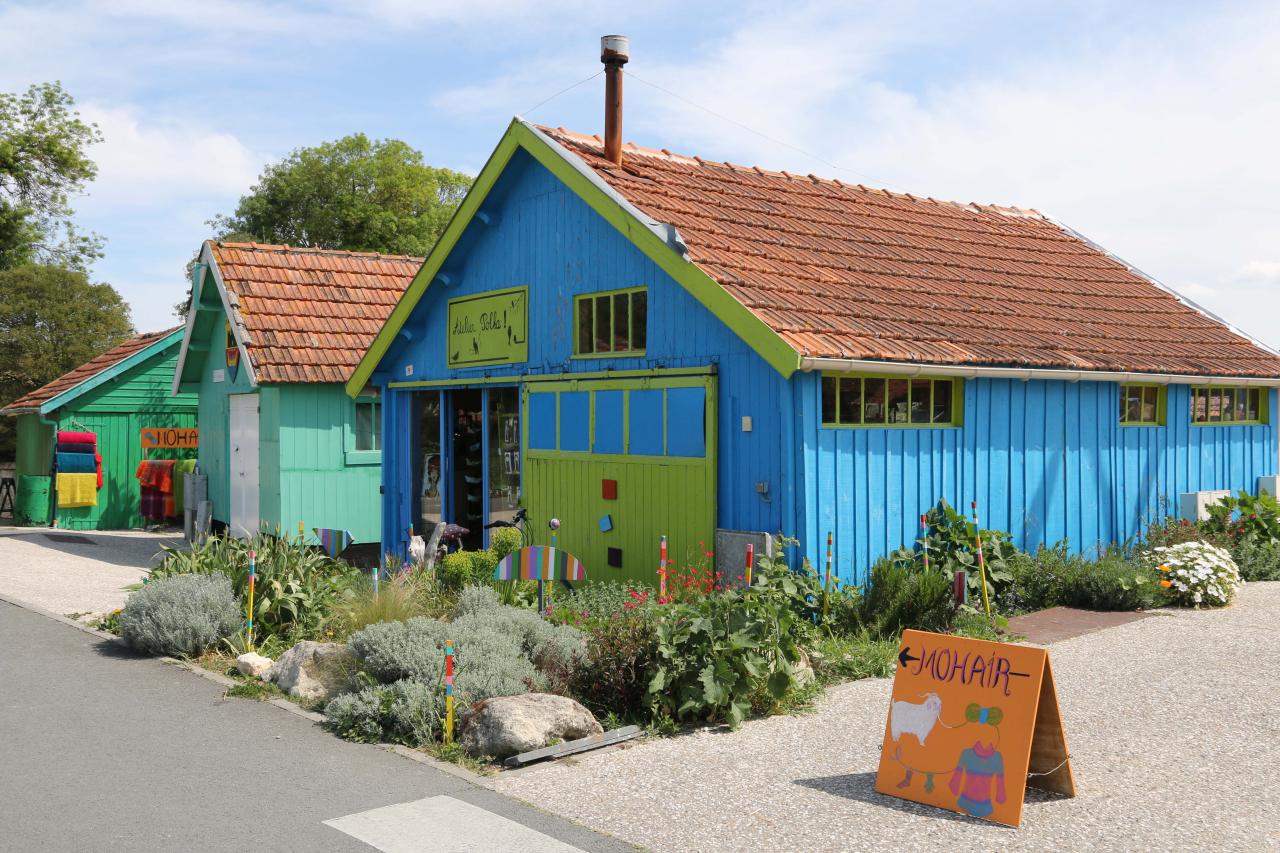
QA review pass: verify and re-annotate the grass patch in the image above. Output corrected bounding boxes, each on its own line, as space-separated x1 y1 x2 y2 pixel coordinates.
421 741 493 775
811 631 898 685
225 680 285 701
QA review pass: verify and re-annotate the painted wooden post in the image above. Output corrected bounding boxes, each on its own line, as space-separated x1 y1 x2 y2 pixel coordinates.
246 549 256 649
373 562 380 597
444 640 455 744
972 500 992 616
823 531 833 619
744 542 754 587
920 514 930 573
658 535 668 599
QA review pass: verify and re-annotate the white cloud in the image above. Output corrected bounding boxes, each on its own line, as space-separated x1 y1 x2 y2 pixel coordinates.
1236 261 1280 284
76 103 264 207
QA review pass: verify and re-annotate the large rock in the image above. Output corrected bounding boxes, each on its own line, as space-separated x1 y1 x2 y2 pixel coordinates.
266 641 355 703
236 651 274 679
460 693 603 759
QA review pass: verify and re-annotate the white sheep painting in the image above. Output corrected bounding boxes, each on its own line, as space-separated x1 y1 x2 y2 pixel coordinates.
890 693 943 746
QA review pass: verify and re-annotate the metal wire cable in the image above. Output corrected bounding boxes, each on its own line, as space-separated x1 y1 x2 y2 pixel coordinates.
520 69 604 119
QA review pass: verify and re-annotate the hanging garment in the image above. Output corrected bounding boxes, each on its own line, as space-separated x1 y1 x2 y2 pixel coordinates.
140 486 167 520
95 452 103 490
56 472 98 508
56 430 97 445
135 459 176 494
55 452 97 474
55 441 97 456
172 459 197 511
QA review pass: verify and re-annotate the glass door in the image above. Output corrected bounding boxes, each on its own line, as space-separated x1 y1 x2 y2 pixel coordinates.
487 386 521 531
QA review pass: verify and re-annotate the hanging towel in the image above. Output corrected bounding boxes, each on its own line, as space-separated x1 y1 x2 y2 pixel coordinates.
56 472 98 508
96 452 103 490
172 459 197 511
56 441 96 455
56 430 97 445
135 459 176 494
56 452 97 474
140 486 167 520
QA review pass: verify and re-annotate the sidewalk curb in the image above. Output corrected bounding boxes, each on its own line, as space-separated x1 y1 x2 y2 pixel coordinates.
0 591 495 789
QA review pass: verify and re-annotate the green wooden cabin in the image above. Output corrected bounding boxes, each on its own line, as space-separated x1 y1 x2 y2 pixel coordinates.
171 242 422 545
2 328 197 529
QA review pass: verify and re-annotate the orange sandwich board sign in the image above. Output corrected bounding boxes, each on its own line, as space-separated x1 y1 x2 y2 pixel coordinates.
874 629 1075 827
141 427 199 450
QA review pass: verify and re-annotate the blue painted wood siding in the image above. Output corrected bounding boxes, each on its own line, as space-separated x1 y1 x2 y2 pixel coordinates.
377 150 787 556
799 373 1278 585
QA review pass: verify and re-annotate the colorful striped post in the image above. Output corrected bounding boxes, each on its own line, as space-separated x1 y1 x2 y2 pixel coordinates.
920 514 930 573
373 561 380 597
744 542 754 587
658 535 668 599
971 500 992 616
246 550 256 648
444 640 455 744
823 531 833 619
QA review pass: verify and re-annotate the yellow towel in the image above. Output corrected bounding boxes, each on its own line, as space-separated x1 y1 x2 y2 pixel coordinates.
56 472 98 508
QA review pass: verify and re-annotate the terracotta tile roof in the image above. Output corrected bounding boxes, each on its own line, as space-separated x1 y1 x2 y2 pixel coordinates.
2 328 180 414
538 127 1280 378
208 242 424 384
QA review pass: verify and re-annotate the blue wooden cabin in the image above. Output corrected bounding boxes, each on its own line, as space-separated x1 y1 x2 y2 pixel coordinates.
349 119 1280 586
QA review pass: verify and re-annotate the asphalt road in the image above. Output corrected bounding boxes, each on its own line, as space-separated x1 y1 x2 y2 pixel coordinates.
0 600 633 853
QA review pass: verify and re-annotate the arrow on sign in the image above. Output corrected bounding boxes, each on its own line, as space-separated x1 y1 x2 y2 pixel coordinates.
898 647 920 668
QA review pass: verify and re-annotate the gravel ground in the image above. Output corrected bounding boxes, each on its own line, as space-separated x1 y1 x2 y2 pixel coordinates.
0 526 179 618
494 583 1280 852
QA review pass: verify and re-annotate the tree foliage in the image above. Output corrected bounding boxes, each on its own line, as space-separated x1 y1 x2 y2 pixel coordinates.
211 134 471 257
0 264 133 458
0 82 103 272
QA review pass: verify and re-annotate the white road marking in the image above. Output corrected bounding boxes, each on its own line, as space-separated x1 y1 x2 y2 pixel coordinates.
324 794 585 852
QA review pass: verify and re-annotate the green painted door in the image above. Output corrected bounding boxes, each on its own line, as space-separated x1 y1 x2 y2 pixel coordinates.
523 374 717 586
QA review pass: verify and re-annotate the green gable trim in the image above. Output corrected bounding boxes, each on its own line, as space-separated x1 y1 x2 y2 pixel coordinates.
38 329 187 415
346 119 800 397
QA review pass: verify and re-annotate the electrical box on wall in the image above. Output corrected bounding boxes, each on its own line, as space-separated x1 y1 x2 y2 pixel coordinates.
1179 490 1232 521
1259 475 1279 497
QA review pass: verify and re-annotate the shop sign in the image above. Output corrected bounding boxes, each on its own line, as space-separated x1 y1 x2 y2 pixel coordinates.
141 427 199 449
447 287 528 368
874 629 1074 827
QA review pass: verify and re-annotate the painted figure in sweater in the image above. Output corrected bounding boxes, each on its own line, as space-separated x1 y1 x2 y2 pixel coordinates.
949 703 1006 818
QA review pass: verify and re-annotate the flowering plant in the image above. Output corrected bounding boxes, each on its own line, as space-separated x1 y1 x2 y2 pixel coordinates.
1149 541 1241 608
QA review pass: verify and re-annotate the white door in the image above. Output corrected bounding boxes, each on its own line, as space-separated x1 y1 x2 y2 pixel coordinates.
229 394 260 538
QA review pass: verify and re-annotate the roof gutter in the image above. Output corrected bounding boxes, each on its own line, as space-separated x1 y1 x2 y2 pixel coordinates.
798 357 1280 387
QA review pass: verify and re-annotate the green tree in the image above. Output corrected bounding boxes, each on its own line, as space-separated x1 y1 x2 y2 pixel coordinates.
0 264 133 460
0 82 104 272
211 133 471 257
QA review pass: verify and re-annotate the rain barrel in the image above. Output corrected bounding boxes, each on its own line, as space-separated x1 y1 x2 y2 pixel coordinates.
15 474 52 526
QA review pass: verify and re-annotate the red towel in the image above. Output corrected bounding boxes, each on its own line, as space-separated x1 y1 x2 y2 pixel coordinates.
135 460 176 493
96 453 103 489
57 430 97 445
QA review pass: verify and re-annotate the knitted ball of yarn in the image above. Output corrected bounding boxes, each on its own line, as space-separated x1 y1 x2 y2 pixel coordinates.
965 703 1004 726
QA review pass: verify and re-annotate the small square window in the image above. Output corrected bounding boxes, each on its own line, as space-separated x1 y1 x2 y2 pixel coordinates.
354 400 381 451
574 288 647 356
1120 384 1163 426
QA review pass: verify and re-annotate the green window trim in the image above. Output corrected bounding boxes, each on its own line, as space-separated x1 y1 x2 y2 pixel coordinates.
821 373 963 428
345 396 383 465
573 286 648 358
1190 386 1268 426
1119 383 1166 426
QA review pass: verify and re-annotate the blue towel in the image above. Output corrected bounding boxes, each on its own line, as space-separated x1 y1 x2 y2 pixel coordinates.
56 452 97 473
56 441 96 455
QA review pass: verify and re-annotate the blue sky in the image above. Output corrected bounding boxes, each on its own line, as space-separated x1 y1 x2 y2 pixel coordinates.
3 0 1278 349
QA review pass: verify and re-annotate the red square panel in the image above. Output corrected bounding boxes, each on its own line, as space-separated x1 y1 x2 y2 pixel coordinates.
602 479 618 500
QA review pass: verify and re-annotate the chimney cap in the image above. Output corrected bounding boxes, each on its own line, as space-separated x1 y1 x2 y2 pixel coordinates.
601 34 630 64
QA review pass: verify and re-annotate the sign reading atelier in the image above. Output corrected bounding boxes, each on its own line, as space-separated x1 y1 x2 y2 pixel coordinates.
141 427 199 449
874 629 1074 827
447 287 528 368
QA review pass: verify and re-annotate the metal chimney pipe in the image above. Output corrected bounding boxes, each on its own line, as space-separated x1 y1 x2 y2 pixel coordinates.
600 35 629 165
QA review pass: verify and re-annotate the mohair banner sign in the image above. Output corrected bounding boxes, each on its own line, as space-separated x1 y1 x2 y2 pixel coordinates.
447 287 528 368
140 427 199 449
874 629 1074 827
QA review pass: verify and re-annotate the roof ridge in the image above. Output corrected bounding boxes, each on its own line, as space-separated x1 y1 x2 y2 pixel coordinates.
535 124 1045 220
212 241 426 263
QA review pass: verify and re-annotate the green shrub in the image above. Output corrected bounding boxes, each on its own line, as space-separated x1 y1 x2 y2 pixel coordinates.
1144 517 1228 551
860 555 953 637
897 499 1015 605
649 583 806 729
999 543 1158 613
1203 490 1280 544
153 532 359 641
569 616 659 719
453 584 502 618
1230 537 1280 581
329 572 431 638
488 527 523 559
324 679 442 746
119 574 242 657
556 581 659 623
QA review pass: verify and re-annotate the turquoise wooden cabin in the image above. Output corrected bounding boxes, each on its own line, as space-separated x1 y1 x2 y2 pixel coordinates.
172 242 422 546
349 114 1280 586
